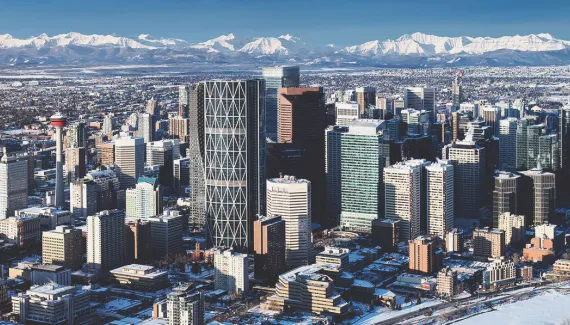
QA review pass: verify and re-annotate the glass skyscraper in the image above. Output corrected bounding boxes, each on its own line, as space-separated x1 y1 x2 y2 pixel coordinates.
204 79 266 252
262 66 300 141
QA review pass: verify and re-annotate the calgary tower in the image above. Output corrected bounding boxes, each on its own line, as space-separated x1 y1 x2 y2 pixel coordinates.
51 112 67 207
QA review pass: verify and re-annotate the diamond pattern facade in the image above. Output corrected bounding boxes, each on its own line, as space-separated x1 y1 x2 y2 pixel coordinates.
204 80 265 252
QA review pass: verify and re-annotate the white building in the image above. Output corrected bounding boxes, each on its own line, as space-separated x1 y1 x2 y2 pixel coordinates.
384 162 421 241
0 154 28 219
483 258 516 289
266 176 312 269
213 249 249 295
115 136 145 190
460 102 479 118
335 102 359 126
167 284 204 325
126 177 163 220
499 118 518 171
146 139 181 167
87 210 126 275
498 212 525 246
426 161 454 237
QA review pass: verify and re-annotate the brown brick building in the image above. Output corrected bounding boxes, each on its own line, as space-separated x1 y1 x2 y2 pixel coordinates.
473 227 505 260
253 216 286 284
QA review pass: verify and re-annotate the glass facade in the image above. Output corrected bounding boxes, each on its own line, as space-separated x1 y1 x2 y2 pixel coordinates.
262 66 300 141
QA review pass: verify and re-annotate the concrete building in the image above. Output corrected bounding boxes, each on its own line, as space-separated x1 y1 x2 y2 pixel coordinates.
326 121 390 232
371 219 400 251
110 264 169 292
445 228 463 253
473 227 505 260
355 86 376 117
409 236 437 275
519 169 556 225
173 157 190 190
498 212 525 246
17 206 72 231
480 105 501 136
42 225 83 270
437 267 458 297
0 154 28 219
96 142 115 165
65 147 87 182
11 283 91 324
560 104 570 190
498 118 518 170
169 115 189 142
426 161 454 237
138 113 154 143
204 80 265 252
0 216 41 249
213 248 249 295
9 262 72 286
265 263 349 317
125 219 150 264
70 170 121 218
147 210 184 260
115 136 145 190
384 162 421 241
253 216 285 284
67 121 87 148
483 258 516 289
335 102 359 126
87 210 126 275
316 247 350 272
404 87 436 122
146 139 180 187
167 284 204 325
178 85 190 117
493 171 522 228
128 177 163 220
266 176 312 269
262 66 300 141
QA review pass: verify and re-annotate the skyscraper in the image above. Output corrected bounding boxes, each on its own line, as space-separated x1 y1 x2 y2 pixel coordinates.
444 139 486 220
132 177 163 220
102 115 114 135
266 176 312 269
115 136 145 190
426 161 454 237
168 115 189 142
262 66 300 141
519 169 556 225
213 248 249 295
178 85 190 118
498 118 518 171
559 104 570 190
384 162 421 241
87 210 126 275
326 121 390 231
65 147 87 182
404 87 436 122
51 113 67 207
173 157 190 190
204 80 265 252
253 215 285 284
498 212 525 246
355 87 376 117
278 87 327 225
481 105 501 136
451 70 462 109
0 154 28 219
42 225 83 270
492 171 521 228
138 113 154 143
188 82 206 227
167 286 204 325
335 102 359 126
146 139 180 188
67 121 87 148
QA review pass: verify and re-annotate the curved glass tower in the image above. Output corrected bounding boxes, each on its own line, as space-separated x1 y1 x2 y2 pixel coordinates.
204 80 265 252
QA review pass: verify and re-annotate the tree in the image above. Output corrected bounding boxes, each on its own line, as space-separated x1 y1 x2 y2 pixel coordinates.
416 296 422 305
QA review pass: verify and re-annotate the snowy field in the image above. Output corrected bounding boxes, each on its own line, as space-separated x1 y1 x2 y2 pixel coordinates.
455 290 570 325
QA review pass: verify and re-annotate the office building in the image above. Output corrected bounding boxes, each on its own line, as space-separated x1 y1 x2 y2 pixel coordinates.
401 108 429 135
492 171 521 228
17 206 71 231
384 162 421 241
138 113 154 143
188 82 206 227
371 219 400 251
409 236 437 275
404 87 436 122
169 115 189 142
67 121 87 148
70 170 121 218
87 210 126 275
115 136 145 190
42 225 83 270
204 80 265 251
451 110 473 142
266 176 312 268
147 139 180 187
335 102 359 126
125 219 150 264
102 114 114 135
179 85 190 117
451 71 462 109
0 216 41 249
444 139 486 219
9 262 71 286
253 215 286 284
213 248 249 295
355 87 376 117
316 247 350 272
127 177 163 220
266 142 306 179
480 105 501 136
110 264 169 292
262 66 300 141
498 118 518 170
498 212 525 246
65 146 87 182
426 161 454 237
0 154 28 219
473 227 505 260
519 169 556 225
148 211 184 260
560 105 570 189
538 133 560 171
326 121 390 231
437 266 458 297
277 87 326 223
96 142 115 165
265 264 349 317
11 283 91 324
445 228 464 253
167 285 205 325
483 258 516 289
173 157 190 189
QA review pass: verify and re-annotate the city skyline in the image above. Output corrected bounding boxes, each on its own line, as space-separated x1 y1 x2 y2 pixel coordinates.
1 0 569 46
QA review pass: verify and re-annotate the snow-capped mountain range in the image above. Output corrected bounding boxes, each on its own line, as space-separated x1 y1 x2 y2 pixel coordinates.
1 31 569 67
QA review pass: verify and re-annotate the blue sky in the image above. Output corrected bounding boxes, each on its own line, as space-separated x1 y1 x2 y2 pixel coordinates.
1 0 569 46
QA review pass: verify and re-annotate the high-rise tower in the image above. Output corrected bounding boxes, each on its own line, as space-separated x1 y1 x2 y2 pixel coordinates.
51 113 67 207
262 66 300 141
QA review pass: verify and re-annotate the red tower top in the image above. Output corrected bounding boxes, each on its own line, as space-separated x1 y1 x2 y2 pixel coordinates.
50 112 68 128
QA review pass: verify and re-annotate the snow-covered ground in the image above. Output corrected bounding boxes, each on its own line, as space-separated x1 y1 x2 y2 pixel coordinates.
103 298 142 311
351 298 443 325
454 290 570 325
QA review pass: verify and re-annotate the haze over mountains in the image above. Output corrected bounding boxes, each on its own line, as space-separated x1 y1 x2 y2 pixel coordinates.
1 31 569 67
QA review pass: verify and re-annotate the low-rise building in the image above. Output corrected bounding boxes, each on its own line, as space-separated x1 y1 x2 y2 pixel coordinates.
316 247 350 272
0 216 41 249
109 264 169 292
16 206 72 231
473 227 505 260
371 219 400 252
11 283 91 324
437 266 458 297
482 258 516 290
9 262 71 286
42 225 84 270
